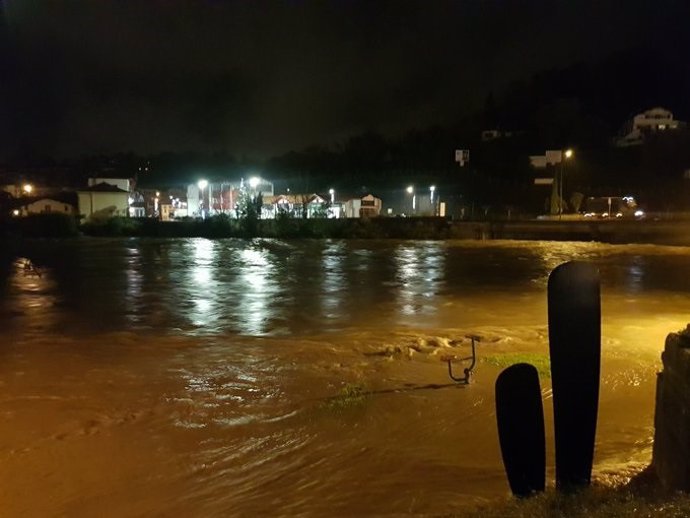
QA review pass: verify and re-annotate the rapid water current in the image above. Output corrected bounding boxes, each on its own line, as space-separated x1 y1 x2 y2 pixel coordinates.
1 238 690 516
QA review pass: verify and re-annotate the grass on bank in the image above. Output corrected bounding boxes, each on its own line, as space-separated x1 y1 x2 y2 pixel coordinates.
450 467 690 518
457 482 690 518
321 383 368 412
480 352 552 378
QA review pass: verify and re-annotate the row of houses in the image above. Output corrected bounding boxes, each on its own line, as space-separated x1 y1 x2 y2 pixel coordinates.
184 178 384 220
2 176 386 221
2 178 131 220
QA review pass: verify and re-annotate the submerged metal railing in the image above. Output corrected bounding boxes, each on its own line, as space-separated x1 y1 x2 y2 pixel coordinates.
441 334 482 384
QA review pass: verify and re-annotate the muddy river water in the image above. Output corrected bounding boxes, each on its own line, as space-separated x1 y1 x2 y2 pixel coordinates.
1 238 690 516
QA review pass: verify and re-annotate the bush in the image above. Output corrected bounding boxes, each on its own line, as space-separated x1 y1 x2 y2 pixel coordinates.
3 213 79 238
81 216 141 236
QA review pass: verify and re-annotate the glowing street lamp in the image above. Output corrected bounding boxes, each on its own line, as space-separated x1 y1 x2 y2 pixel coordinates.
329 188 335 204
430 185 437 215
249 177 260 189
23 184 33 195
559 149 574 219
406 185 416 212
197 179 208 218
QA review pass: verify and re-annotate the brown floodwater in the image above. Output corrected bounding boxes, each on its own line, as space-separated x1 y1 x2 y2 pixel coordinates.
1 238 689 516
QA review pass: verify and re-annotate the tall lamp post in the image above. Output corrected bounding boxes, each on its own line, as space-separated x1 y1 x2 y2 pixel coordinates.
198 179 208 219
430 185 436 215
406 185 416 214
559 149 574 220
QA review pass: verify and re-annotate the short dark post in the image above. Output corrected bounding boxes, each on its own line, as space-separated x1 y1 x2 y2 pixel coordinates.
495 363 546 497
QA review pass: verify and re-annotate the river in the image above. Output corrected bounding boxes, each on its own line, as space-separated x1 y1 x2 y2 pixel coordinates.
1 238 689 516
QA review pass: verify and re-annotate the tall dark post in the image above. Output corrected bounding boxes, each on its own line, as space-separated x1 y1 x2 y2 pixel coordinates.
548 261 601 491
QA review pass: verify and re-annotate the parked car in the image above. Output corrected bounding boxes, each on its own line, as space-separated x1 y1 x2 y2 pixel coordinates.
582 196 645 219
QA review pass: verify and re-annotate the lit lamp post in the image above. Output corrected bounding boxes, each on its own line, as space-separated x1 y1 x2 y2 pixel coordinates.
406 185 416 214
329 188 335 204
249 176 260 191
559 149 574 220
248 177 261 218
197 179 208 219
22 184 33 195
430 185 436 215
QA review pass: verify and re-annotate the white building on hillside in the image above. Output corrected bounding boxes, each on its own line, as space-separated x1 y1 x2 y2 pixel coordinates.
616 107 685 147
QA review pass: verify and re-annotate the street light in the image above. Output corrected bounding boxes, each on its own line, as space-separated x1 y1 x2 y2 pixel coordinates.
197 179 208 218
406 185 416 213
329 188 335 204
559 149 574 219
249 177 260 189
430 185 436 215
22 184 33 194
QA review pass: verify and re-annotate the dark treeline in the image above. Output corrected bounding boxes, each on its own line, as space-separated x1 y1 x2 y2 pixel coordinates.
3 47 690 214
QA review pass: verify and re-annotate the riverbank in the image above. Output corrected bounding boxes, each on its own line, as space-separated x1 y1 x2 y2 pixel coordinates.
4 214 690 246
458 467 690 518
456 220 690 246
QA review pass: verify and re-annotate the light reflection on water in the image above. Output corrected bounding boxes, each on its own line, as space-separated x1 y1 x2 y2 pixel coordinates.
189 239 217 329
237 247 274 335
125 246 144 326
394 242 445 318
3 239 690 338
320 241 346 320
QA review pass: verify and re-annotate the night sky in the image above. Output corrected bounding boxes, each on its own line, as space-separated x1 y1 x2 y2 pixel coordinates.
0 0 688 160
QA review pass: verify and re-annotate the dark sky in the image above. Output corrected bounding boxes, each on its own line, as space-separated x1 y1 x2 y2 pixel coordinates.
0 0 688 160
